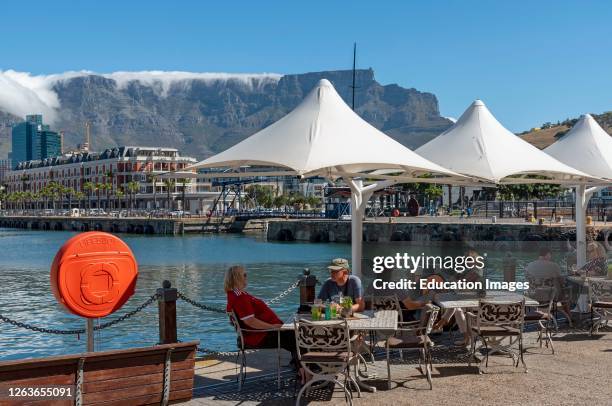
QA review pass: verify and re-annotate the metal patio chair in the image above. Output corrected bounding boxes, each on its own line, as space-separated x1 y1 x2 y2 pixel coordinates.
524 286 556 354
294 318 359 406
227 311 281 391
525 276 570 330
384 304 439 389
589 279 612 335
468 298 527 374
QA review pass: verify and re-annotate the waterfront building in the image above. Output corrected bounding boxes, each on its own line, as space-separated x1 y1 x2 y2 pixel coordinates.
5 146 223 213
10 115 61 167
0 159 11 183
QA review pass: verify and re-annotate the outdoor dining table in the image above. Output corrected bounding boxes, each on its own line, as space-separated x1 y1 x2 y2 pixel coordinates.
433 290 539 309
281 309 398 393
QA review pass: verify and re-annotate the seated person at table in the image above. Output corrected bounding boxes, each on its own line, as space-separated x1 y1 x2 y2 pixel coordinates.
525 248 573 327
431 249 483 346
318 258 365 312
366 268 430 321
225 265 306 380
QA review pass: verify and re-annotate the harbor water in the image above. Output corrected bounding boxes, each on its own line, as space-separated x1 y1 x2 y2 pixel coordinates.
0 228 348 360
0 227 576 361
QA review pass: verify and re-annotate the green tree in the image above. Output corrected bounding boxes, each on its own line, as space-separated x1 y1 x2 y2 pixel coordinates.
147 174 158 209
273 194 288 210
115 189 125 211
74 191 85 210
163 179 176 210
126 181 139 211
83 182 95 210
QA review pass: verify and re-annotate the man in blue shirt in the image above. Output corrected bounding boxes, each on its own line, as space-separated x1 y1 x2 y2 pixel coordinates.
318 258 365 312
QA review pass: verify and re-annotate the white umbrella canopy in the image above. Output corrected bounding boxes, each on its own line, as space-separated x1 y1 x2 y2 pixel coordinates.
544 114 612 268
186 79 472 278
416 100 600 184
188 79 466 183
544 114 612 181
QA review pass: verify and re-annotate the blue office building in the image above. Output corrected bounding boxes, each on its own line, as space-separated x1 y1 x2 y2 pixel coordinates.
11 115 60 168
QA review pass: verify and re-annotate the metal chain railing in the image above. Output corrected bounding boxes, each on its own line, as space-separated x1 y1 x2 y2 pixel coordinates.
265 279 300 305
196 346 242 357
0 292 160 336
176 278 301 313
176 292 226 314
94 292 160 330
0 314 87 335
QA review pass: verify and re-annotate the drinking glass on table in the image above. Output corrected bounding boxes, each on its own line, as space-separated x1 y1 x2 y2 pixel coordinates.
312 298 323 320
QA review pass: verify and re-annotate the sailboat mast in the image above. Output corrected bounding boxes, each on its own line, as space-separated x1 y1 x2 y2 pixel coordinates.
351 42 357 111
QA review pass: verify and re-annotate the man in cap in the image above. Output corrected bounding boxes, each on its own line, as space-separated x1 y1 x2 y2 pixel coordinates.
318 258 365 312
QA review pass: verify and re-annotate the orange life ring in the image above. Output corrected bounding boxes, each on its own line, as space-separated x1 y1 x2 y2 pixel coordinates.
50 232 138 318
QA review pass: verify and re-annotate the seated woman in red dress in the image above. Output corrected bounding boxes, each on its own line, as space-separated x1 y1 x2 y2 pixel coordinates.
225 265 305 381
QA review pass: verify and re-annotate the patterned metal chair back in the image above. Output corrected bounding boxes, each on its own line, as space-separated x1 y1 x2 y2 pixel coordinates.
227 311 245 350
370 295 403 322
590 279 612 302
526 285 556 310
294 319 350 354
476 299 525 329
423 304 440 335
526 276 555 289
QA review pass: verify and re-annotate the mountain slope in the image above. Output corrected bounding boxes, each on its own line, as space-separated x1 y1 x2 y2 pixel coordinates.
0 69 452 160
520 112 612 149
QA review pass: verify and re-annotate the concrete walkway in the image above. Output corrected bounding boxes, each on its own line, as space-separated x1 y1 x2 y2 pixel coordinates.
186 328 611 406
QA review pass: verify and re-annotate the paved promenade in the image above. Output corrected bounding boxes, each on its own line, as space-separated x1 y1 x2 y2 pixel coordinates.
187 328 611 406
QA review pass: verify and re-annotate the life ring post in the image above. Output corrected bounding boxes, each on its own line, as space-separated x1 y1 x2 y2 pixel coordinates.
157 280 178 344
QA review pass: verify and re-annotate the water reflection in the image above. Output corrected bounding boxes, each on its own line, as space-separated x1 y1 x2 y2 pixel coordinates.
0 229 348 360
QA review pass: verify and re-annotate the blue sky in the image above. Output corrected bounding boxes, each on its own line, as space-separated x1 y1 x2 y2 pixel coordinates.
2 1 611 131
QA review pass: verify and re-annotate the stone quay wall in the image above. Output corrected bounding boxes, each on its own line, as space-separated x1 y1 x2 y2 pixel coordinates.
0 216 233 235
266 219 610 243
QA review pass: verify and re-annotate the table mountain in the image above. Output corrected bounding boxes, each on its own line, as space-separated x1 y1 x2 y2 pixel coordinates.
0 69 452 160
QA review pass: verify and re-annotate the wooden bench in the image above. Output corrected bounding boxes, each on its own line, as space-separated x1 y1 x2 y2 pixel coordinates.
0 341 198 406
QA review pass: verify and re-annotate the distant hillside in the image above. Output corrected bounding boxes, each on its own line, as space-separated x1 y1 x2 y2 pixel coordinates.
520 111 612 149
0 69 452 160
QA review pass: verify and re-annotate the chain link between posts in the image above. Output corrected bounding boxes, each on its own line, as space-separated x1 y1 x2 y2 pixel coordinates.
0 292 160 336
176 278 301 313
264 279 301 305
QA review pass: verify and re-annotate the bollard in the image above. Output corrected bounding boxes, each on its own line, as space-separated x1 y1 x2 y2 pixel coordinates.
157 280 178 344
503 253 517 282
299 268 318 311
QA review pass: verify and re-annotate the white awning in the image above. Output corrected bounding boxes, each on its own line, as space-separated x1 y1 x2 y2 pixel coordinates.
188 79 468 183
415 100 601 184
544 114 612 182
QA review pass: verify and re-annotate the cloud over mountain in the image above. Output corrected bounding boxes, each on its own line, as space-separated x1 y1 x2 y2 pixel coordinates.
0 69 451 160
0 70 282 124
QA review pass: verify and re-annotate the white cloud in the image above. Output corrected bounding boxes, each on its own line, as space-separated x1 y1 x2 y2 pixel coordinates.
0 70 283 124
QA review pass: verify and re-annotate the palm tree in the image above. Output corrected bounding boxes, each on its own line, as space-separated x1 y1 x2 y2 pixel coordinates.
0 188 7 211
74 192 86 210
31 192 40 211
40 186 51 210
147 173 158 209
126 181 139 212
95 183 104 211
65 187 74 210
163 179 176 211
115 189 125 211
46 182 58 210
83 182 95 210
179 178 188 212
23 191 33 211
105 182 113 211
